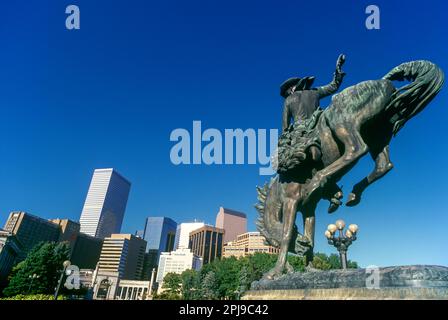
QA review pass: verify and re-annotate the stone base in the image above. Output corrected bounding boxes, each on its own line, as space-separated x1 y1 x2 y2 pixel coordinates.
243 287 448 300
244 265 448 300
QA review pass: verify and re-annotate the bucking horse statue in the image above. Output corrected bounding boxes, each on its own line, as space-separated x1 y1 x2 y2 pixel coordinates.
255 57 444 279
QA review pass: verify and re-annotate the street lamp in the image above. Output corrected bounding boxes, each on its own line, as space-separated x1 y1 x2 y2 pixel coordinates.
54 260 71 300
28 273 40 294
325 220 358 269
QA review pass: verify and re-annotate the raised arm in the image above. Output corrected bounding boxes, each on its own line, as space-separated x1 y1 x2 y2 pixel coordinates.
282 103 291 132
316 54 346 99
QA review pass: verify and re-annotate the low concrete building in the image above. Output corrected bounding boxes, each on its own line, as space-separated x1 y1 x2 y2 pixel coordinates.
156 248 202 290
115 280 151 300
92 269 157 300
92 271 120 300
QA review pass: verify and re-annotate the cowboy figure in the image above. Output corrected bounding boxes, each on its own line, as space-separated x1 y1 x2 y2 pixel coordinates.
280 54 346 213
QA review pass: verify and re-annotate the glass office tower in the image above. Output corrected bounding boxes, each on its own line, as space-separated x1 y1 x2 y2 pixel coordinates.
143 217 177 255
79 168 131 239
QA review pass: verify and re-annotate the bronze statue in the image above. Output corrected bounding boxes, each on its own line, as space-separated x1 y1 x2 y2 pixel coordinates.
256 57 444 279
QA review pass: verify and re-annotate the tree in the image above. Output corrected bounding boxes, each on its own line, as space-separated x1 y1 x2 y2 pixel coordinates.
347 260 359 269
214 256 240 299
162 252 360 301
287 254 306 272
313 253 359 270
161 272 182 298
200 271 218 300
180 269 200 300
3 242 70 297
311 253 333 270
236 265 249 299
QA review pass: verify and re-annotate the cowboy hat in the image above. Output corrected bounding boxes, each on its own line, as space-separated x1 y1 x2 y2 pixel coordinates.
280 76 315 98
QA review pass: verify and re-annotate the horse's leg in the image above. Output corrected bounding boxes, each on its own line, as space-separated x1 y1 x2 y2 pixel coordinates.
347 145 394 206
305 125 368 201
322 182 343 214
263 185 300 280
302 202 317 265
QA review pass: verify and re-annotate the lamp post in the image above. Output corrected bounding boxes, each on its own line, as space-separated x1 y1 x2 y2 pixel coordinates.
54 260 71 300
325 220 358 269
28 273 40 294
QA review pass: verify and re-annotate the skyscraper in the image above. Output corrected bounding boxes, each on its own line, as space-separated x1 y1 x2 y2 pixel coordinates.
174 222 204 250
97 234 147 280
79 168 131 239
143 217 177 254
189 225 224 264
215 207 247 244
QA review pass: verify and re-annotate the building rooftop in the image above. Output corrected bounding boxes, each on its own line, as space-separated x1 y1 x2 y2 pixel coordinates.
94 168 131 185
220 207 246 218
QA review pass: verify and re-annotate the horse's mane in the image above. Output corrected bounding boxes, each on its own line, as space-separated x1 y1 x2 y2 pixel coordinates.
327 79 392 114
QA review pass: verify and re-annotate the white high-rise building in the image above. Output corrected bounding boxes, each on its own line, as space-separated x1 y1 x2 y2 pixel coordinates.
156 248 202 286
79 168 131 239
173 222 204 250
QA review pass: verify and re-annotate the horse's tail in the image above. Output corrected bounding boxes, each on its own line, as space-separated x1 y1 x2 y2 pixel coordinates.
255 176 298 251
383 60 444 135
255 176 283 248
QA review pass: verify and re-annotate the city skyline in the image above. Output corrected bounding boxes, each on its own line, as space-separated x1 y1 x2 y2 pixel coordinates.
1 0 447 269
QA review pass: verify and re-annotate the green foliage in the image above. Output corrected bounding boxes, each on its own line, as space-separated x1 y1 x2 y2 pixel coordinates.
2 242 70 297
200 271 218 300
153 291 182 300
287 255 306 272
311 253 333 270
155 252 358 300
180 269 200 300
0 294 67 300
312 253 358 270
213 256 241 299
161 272 182 298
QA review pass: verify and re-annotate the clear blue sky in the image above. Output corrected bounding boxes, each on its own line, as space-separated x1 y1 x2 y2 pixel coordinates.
0 0 447 268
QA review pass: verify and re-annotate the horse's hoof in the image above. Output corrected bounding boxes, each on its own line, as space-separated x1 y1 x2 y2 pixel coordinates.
262 274 274 281
262 268 282 280
328 201 340 214
346 193 361 207
334 191 343 199
285 262 294 274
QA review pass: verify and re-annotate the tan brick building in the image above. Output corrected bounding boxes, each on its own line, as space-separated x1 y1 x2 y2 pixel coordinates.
223 232 279 258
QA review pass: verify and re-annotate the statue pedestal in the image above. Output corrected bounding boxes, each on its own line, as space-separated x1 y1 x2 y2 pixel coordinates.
243 265 448 300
